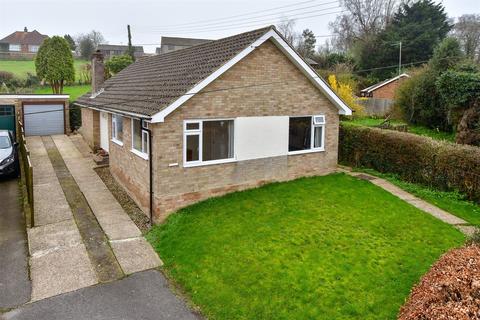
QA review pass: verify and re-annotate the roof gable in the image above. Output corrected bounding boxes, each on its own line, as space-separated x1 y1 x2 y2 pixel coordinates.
75 26 351 119
361 73 410 93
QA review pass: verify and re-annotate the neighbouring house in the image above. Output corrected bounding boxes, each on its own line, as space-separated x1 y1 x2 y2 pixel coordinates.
360 73 410 99
0 28 48 59
359 73 410 116
305 57 319 68
96 44 145 59
75 26 351 223
0 94 70 136
155 36 211 54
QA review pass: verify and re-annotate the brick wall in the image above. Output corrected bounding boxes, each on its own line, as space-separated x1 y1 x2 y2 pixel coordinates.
371 79 404 99
104 40 342 223
80 108 100 149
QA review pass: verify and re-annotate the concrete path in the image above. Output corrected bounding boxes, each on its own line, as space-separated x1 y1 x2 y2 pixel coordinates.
51 135 161 275
342 169 477 236
0 178 30 310
2 270 200 320
26 136 97 302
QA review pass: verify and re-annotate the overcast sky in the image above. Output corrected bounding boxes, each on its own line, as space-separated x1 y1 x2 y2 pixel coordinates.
0 0 478 53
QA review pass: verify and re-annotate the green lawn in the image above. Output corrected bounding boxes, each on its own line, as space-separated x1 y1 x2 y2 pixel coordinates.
147 173 464 320
343 117 455 142
34 85 90 101
355 168 480 227
0 59 88 80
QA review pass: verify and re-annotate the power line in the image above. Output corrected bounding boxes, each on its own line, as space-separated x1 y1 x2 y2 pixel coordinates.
139 7 344 35
138 0 321 29
143 1 340 32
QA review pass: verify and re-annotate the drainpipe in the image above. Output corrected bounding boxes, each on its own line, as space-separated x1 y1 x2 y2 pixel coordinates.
144 126 154 226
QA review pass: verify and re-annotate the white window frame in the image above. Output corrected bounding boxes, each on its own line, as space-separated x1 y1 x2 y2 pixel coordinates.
130 119 149 160
288 115 326 155
183 118 236 168
111 114 123 146
9 44 21 52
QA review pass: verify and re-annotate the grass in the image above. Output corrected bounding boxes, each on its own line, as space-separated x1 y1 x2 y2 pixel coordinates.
343 117 455 142
34 85 90 101
0 59 88 80
354 168 480 227
147 173 465 320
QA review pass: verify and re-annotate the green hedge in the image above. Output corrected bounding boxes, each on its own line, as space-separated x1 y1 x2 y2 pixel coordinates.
339 123 480 202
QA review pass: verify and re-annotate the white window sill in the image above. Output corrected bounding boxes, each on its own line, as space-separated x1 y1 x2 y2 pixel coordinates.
183 158 236 168
111 138 123 146
130 148 149 160
288 148 325 156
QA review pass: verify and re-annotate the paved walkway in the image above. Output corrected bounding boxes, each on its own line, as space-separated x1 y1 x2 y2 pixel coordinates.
341 168 477 236
25 135 161 302
0 178 30 310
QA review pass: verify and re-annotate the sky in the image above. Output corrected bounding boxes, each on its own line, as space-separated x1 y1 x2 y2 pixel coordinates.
0 0 478 53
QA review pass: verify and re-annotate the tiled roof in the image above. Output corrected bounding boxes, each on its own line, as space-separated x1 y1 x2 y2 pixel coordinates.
76 26 273 117
361 73 410 93
0 30 48 45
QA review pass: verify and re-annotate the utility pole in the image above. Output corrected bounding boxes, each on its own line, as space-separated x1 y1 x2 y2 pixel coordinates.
398 41 402 76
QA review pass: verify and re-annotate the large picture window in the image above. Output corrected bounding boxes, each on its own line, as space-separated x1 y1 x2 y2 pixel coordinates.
131 119 149 159
184 119 234 166
288 115 325 153
111 114 123 144
9 44 21 52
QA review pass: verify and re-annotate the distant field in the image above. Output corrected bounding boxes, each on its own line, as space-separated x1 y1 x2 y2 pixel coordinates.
0 59 88 80
34 85 90 101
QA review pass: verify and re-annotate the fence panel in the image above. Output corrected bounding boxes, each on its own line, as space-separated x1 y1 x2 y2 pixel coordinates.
17 118 34 226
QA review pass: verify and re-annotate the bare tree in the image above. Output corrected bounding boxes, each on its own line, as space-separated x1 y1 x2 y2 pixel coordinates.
453 14 480 62
276 18 298 46
329 0 401 51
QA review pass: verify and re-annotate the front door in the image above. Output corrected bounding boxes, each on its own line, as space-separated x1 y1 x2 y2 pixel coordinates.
100 112 109 152
0 105 15 135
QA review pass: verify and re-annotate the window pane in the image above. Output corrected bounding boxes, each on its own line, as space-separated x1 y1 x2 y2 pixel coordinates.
186 135 199 162
289 117 311 152
202 120 234 161
132 119 142 151
117 116 123 141
142 130 149 154
314 126 323 148
186 122 199 130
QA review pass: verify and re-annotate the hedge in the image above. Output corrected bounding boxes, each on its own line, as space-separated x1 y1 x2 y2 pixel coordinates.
339 123 480 202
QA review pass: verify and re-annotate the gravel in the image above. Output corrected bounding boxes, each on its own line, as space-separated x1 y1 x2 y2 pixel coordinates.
94 167 150 233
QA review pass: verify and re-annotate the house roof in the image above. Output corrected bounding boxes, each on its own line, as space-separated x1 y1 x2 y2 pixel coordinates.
75 26 351 121
0 30 48 45
160 36 211 47
97 44 144 52
361 73 410 93
305 57 319 65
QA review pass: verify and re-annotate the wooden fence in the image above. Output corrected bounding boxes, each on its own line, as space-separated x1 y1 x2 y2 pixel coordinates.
17 117 34 226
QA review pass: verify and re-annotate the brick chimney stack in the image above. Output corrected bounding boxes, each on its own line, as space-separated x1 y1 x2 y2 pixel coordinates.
91 50 105 95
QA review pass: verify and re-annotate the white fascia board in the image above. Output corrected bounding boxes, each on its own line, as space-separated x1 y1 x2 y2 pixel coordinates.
150 29 351 123
0 94 70 99
74 102 151 119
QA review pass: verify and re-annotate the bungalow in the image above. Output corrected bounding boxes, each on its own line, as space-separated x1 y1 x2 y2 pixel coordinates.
75 26 351 223
0 28 48 59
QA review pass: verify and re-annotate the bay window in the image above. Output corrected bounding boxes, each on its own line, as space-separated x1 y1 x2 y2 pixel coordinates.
131 119 149 159
288 115 325 153
184 119 234 166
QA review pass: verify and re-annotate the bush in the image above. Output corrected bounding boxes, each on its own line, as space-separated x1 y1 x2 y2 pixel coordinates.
0 70 14 83
105 55 133 75
339 124 480 202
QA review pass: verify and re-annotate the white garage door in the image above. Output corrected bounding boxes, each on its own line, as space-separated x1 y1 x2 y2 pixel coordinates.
24 104 64 136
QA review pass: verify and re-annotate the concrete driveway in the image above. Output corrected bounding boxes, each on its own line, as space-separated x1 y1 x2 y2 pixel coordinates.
0 177 30 310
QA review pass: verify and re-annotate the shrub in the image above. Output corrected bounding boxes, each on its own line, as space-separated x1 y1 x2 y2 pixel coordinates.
0 70 14 83
105 55 133 75
339 123 480 202
328 74 364 116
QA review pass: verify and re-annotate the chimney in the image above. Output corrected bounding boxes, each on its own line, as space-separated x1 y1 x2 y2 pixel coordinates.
24 27 28 32
91 50 104 95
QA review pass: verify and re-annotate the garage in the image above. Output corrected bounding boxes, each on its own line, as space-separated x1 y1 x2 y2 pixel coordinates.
0 105 15 134
23 103 65 136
